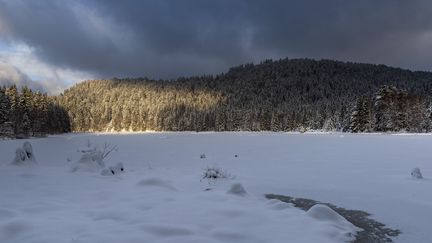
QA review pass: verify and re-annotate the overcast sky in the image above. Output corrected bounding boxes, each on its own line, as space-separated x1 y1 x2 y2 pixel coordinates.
1 0 432 94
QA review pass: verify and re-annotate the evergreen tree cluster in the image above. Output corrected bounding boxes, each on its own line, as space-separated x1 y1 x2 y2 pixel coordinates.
59 58 432 133
0 85 70 138
351 86 431 133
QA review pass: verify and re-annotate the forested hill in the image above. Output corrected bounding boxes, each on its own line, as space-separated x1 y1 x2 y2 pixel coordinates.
59 58 432 132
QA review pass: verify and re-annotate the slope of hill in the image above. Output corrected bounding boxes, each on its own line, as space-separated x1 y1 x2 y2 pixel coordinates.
59 58 432 132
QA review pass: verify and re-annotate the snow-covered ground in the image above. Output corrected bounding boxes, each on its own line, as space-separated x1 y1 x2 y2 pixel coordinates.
0 132 431 242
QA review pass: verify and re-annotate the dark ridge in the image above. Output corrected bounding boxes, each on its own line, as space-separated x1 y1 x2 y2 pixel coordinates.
58 58 432 132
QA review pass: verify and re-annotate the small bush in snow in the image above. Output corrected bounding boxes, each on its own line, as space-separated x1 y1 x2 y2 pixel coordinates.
200 166 233 183
70 142 118 173
411 168 423 179
200 154 206 159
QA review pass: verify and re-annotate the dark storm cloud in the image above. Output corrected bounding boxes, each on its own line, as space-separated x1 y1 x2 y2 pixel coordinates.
1 0 432 80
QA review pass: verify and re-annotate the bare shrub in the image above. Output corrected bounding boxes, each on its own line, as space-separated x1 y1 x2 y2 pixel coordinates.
200 166 234 183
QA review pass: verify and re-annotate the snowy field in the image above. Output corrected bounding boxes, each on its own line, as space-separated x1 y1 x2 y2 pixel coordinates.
1 132 431 243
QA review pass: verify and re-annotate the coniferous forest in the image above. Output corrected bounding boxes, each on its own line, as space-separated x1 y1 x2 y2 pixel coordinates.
0 85 70 138
3 58 432 136
58 59 432 133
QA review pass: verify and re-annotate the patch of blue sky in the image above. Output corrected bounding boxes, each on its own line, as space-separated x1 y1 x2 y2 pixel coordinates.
0 40 10 52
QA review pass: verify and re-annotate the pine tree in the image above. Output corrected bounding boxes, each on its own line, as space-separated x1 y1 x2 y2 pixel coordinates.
0 88 9 124
32 92 48 136
350 96 372 132
393 90 408 131
5 85 20 135
21 112 31 136
19 86 34 136
374 86 397 132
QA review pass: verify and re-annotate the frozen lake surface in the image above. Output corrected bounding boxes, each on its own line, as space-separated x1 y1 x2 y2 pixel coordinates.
1 132 431 242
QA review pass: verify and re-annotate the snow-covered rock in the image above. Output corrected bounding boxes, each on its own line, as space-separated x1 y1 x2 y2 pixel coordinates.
411 167 423 179
227 183 247 196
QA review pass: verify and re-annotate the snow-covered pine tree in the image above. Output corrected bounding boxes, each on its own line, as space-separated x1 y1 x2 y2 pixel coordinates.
0 88 9 124
374 86 398 132
406 95 428 132
393 90 408 131
5 85 20 135
32 92 48 136
350 96 371 132
18 86 34 137
21 113 31 137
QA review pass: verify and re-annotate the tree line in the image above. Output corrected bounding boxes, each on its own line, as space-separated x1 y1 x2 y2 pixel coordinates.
3 58 432 135
0 85 70 138
58 58 432 133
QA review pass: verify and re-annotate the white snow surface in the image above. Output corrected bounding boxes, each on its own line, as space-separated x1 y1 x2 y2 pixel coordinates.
0 132 431 242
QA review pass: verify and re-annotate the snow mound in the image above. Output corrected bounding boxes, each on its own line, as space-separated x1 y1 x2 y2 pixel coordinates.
306 204 361 241
227 183 247 196
22 142 36 162
70 150 105 172
11 142 37 166
411 167 423 179
101 162 125 176
307 204 348 222
100 167 115 176
11 148 27 165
